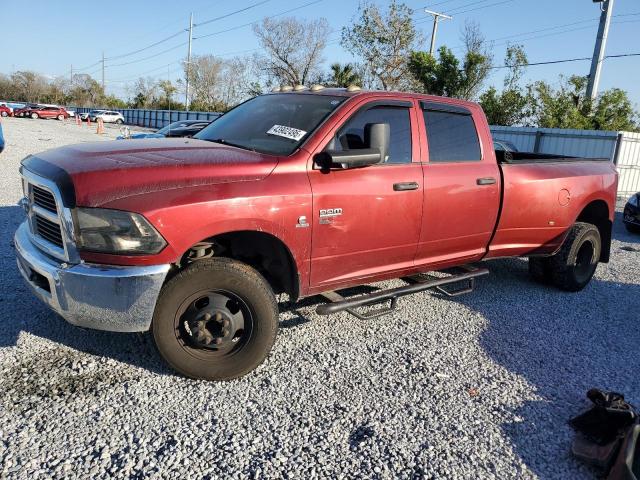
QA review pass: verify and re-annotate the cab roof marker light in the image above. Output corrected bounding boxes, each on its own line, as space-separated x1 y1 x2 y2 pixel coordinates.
310 84 325 91
281 86 293 92
293 85 307 91
346 85 362 92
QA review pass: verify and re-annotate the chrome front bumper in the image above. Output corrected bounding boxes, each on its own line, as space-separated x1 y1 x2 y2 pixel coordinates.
14 221 170 332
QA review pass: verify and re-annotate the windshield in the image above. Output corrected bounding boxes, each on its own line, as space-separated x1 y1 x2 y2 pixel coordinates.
195 94 346 155
157 121 200 135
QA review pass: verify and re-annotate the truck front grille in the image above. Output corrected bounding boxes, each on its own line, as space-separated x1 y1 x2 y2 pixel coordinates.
34 215 64 248
22 174 73 261
32 185 57 213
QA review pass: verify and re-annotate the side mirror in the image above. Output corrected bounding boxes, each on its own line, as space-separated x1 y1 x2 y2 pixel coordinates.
314 149 382 170
365 122 390 163
314 122 390 170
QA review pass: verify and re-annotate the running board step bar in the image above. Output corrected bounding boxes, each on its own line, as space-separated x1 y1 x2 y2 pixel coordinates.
316 265 489 320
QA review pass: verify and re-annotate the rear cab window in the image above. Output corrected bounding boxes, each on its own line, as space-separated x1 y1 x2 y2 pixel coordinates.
421 101 481 162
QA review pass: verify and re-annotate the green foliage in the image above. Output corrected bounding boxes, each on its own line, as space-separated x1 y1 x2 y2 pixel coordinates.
409 45 492 100
408 24 492 100
479 45 531 126
528 75 639 131
341 0 419 90
328 63 362 87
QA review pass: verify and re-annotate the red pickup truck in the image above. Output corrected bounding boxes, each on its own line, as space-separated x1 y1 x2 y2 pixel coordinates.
15 89 617 380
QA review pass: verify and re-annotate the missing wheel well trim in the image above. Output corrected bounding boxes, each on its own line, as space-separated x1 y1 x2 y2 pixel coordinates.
576 200 611 263
179 231 299 300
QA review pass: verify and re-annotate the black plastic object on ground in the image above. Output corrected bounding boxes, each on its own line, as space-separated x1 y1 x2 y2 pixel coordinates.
570 388 639 479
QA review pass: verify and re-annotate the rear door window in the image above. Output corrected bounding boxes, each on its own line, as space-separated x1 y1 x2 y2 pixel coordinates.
423 106 481 162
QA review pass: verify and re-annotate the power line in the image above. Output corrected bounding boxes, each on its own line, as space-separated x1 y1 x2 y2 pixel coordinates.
106 30 186 61
445 0 509 15
447 0 516 15
107 42 189 67
489 52 640 69
194 0 323 40
194 0 272 27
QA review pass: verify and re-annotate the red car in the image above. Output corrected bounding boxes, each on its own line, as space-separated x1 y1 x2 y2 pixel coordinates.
0 105 11 117
14 88 617 380
22 105 69 120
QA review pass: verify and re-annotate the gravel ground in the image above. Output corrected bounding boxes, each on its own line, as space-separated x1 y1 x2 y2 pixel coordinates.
0 117 638 479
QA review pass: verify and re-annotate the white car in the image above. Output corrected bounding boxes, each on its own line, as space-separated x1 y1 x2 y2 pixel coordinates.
91 110 124 124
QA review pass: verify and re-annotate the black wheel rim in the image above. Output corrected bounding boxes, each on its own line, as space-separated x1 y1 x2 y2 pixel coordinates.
174 289 253 359
574 239 596 284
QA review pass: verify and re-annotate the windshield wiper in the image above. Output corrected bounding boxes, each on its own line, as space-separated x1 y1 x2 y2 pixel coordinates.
206 138 255 152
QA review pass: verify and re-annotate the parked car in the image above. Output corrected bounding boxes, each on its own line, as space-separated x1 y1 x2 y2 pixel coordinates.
623 192 640 233
90 110 124 124
14 88 618 381
117 119 216 140
14 104 41 117
79 110 105 121
23 106 69 120
0 102 13 116
493 139 519 152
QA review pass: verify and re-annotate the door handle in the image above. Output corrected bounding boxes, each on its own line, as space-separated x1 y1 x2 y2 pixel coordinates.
476 177 496 186
393 182 419 191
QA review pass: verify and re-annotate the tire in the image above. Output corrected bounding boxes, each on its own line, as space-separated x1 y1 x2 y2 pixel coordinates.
625 222 640 234
1 111 7 117
548 222 601 292
152 258 278 381
57 114 64 121
528 257 553 284
31 112 39 119
115 118 123 124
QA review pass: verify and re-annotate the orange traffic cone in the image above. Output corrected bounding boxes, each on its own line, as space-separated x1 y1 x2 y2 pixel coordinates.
96 118 104 134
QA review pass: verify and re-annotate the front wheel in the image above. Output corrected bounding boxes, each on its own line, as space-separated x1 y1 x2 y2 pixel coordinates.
115 118 123 124
57 114 64 120
1 111 7 117
548 222 601 292
31 112 39 119
152 258 278 381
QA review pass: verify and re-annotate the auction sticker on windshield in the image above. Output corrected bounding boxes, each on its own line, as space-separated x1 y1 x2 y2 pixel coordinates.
267 125 307 141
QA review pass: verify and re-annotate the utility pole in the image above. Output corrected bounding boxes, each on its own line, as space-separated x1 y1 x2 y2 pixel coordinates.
586 0 615 101
185 12 193 111
101 51 105 91
70 64 73 83
425 9 452 56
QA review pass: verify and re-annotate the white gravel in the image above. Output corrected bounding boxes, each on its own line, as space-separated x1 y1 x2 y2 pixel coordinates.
0 117 638 479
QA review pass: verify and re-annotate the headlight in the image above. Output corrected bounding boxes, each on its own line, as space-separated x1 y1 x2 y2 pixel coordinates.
75 208 166 255
628 195 639 207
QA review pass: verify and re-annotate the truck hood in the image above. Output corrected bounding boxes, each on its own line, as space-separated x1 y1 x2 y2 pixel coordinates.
23 138 279 207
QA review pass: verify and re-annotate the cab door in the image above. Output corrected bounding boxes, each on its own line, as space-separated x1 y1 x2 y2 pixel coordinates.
307 99 424 289
415 100 501 268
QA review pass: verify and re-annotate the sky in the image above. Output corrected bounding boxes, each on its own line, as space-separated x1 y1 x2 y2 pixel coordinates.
1 0 639 105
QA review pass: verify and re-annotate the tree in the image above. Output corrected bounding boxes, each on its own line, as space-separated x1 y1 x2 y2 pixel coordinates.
408 22 492 100
11 71 49 102
480 45 531 126
128 77 159 109
253 17 330 87
327 63 362 87
180 54 255 111
528 75 639 131
341 1 420 90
